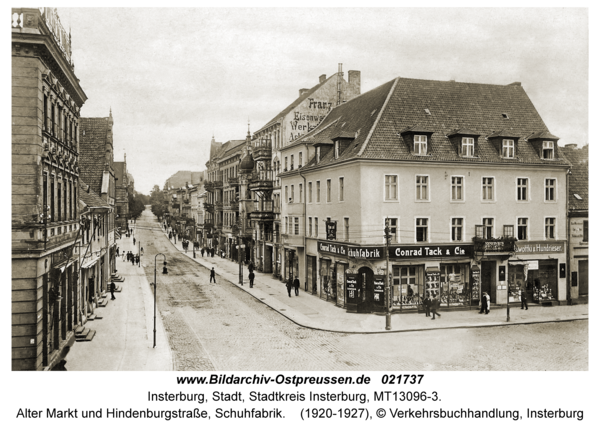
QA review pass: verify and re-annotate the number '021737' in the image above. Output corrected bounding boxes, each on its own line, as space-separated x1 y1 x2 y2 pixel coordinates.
381 374 424 384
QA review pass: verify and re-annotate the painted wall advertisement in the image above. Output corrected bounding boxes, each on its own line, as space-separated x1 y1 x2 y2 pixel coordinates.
346 273 358 304
373 275 385 309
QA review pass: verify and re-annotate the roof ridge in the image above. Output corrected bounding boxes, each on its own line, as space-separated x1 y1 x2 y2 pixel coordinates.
357 77 399 157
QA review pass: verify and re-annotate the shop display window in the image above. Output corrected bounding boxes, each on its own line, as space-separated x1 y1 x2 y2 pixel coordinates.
530 260 558 302
336 263 347 307
440 264 469 306
391 265 424 310
507 264 525 303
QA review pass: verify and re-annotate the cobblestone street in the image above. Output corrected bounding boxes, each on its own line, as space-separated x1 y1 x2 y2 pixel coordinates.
136 212 587 372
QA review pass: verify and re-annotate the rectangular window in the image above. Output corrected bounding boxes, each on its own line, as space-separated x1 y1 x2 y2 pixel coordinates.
285 216 288 234
502 139 515 158
414 135 427 155
482 177 494 201
285 186 288 203
583 221 588 242
545 218 556 239
315 217 319 238
308 182 312 203
503 225 514 238
299 152 303 167
299 183 303 202
452 218 463 241
416 175 428 201
461 137 474 157
416 218 428 242
339 177 344 201
344 218 349 241
545 179 556 201
542 141 554 160
291 155 294 170
43 173 48 219
57 181 62 221
388 217 398 243
309 217 312 237
451 176 463 201
327 179 331 202
291 185 294 203
517 178 528 201
518 218 528 240
385 175 398 201
294 217 299 235
483 218 494 239
285 157 288 170
316 181 321 202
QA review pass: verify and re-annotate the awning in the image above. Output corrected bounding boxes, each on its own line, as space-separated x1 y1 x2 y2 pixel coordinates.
115 230 121 239
81 255 101 269
508 261 530 265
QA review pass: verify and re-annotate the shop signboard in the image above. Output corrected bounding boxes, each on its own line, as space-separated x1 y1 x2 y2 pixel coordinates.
470 268 480 301
391 244 473 259
317 241 347 257
373 275 385 309
326 221 337 240
317 241 385 260
514 241 565 254
346 273 358 311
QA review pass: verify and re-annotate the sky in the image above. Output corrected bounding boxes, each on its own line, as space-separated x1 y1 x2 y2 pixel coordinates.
59 7 589 195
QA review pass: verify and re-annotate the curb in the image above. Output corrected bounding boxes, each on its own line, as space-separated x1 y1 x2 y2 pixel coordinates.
161 230 589 335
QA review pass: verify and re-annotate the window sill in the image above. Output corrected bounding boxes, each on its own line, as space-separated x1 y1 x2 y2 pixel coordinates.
415 200 431 203
450 200 466 204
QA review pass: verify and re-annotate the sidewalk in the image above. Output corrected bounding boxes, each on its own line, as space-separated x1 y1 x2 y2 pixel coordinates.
66 228 173 370
165 228 588 334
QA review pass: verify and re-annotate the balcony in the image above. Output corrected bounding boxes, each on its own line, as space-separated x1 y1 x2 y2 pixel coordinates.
253 139 272 160
214 201 223 211
248 170 274 192
225 176 239 187
249 200 275 222
203 202 214 213
204 180 222 192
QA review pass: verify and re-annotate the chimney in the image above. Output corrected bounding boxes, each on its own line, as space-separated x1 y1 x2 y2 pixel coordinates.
319 74 326 84
348 70 361 96
299 88 309 97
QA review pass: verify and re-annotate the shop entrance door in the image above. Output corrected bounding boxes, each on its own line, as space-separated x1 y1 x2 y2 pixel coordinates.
481 261 497 303
264 246 272 273
357 267 374 313
578 260 588 296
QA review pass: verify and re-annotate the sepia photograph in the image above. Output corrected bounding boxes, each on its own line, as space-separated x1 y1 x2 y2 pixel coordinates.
10 5 589 371
8 4 592 425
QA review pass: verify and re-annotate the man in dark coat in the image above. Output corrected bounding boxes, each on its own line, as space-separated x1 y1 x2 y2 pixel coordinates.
480 292 488 314
521 286 528 310
210 267 216 283
249 271 255 288
423 292 431 317
431 292 441 319
110 281 116 300
293 275 300 296
286 276 293 297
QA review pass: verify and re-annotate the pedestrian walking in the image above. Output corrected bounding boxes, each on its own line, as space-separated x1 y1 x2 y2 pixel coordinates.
131 254 135 265
286 276 293 297
141 247 144 256
133 237 136 246
201 248 205 257
479 292 488 314
211 248 214 257
486 292 491 314
423 292 431 317
293 275 300 296
249 271 255 288
210 267 216 283
521 287 528 310
116 247 120 257
110 281 116 300
122 252 125 262
431 292 441 319
135 254 140 265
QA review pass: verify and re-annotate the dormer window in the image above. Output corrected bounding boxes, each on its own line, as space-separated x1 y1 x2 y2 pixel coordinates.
316 146 321 163
414 135 427 155
542 141 554 160
502 139 515 158
334 141 339 159
461 137 475 157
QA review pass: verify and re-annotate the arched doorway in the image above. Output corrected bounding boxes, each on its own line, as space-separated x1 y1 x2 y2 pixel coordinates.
357 266 374 313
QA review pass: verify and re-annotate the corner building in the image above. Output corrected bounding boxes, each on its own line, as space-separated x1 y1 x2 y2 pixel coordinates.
280 77 570 313
12 8 87 369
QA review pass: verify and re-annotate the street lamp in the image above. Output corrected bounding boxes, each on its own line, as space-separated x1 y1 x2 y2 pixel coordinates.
152 253 167 348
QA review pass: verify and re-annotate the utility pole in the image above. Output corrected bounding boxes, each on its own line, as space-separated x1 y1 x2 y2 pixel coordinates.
385 218 392 330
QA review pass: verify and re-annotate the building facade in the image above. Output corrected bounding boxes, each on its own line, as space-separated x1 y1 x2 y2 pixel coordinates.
113 154 130 232
249 66 361 278
78 112 118 302
12 7 88 370
280 77 570 313
562 144 588 303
